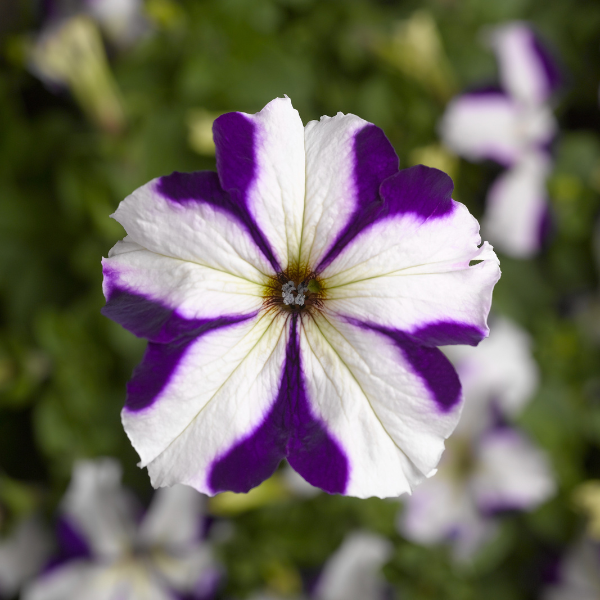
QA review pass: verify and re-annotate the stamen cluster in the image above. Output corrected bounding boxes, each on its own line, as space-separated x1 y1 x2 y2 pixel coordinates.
282 280 308 306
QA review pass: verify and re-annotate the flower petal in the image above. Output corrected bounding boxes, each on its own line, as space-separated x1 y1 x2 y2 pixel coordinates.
23 561 93 600
482 151 551 258
124 312 289 495
61 459 138 560
213 97 306 270
489 22 561 105
138 485 205 548
297 314 463 498
208 314 349 496
439 90 527 165
321 166 500 345
314 531 392 600
399 475 497 560
111 170 277 281
300 114 398 270
444 315 539 435
472 427 556 512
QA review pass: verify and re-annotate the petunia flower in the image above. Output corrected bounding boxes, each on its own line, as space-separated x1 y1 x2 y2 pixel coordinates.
23 458 218 600
439 22 560 258
102 96 500 499
250 531 392 600
399 316 555 559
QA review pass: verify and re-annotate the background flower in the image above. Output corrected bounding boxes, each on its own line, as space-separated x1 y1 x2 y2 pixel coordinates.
440 22 560 258
23 458 218 600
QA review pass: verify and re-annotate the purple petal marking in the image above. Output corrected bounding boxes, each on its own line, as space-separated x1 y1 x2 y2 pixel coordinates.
156 169 280 273
102 285 256 412
208 315 349 495
350 319 462 413
410 321 486 347
56 517 91 560
315 123 398 271
537 202 553 249
318 164 456 271
530 32 562 99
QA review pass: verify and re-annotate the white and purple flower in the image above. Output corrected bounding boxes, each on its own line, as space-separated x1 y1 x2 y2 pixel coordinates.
440 22 561 258
399 316 555 559
23 458 217 600
102 97 500 499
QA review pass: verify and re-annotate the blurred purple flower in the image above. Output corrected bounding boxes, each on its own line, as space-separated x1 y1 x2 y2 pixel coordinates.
399 316 555 559
23 458 218 600
440 22 561 258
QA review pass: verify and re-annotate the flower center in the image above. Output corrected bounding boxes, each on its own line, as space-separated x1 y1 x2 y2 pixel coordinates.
263 270 324 313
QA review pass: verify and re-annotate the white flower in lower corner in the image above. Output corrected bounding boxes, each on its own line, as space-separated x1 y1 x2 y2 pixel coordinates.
440 22 560 258
0 517 52 598
23 458 218 600
399 316 555 560
543 537 600 600
250 531 392 600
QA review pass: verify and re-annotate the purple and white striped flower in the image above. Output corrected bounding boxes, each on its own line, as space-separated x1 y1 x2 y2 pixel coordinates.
23 459 217 600
399 316 555 559
440 22 560 258
102 97 501 499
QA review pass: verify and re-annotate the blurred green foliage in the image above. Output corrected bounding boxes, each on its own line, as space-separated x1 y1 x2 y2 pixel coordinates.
1 0 600 598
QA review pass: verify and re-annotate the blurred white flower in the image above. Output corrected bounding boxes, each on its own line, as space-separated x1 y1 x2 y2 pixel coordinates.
84 0 149 47
23 458 218 600
0 517 52 598
543 537 600 600
250 531 392 600
399 316 555 560
440 22 560 258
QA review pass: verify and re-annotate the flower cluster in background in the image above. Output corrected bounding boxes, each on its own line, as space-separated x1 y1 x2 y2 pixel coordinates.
1 0 600 598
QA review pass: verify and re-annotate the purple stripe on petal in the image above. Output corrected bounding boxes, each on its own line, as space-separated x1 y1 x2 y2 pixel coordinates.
208 316 348 495
351 320 462 413
530 33 562 98
56 517 91 560
318 165 455 271
410 321 486 347
156 170 280 272
103 286 256 412
537 202 553 249
353 124 399 210
379 165 455 219
316 124 398 271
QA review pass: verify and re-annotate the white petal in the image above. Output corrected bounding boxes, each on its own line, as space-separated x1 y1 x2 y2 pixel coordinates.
544 538 600 600
321 197 500 341
472 428 556 512
138 485 205 548
103 242 264 322
300 113 398 268
440 92 524 165
61 459 137 560
213 97 306 270
482 151 551 258
124 313 289 495
298 314 463 498
0 517 52 596
443 315 539 434
110 171 276 283
314 531 392 600
489 22 559 105
23 562 92 600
